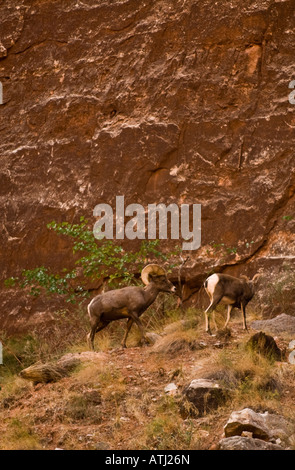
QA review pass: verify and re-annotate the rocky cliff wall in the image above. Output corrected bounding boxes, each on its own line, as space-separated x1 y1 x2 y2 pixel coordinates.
0 0 295 332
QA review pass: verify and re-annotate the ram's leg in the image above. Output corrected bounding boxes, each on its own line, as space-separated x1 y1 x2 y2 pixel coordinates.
241 303 248 331
87 325 96 351
130 313 149 346
87 320 109 351
204 294 213 335
121 318 133 349
224 304 234 329
204 310 212 335
204 295 223 335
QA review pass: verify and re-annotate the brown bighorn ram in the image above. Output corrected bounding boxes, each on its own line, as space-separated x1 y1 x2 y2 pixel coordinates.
204 273 260 335
87 264 176 350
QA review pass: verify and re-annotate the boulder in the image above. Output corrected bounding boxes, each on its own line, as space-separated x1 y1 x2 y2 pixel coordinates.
288 350 295 365
251 314 295 336
224 408 293 444
145 332 161 345
287 340 295 364
164 383 178 396
219 436 284 451
224 408 270 439
182 379 229 416
246 331 282 361
19 351 106 384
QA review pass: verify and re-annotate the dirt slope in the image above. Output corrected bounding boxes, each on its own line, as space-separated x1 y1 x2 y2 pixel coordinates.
1 320 294 450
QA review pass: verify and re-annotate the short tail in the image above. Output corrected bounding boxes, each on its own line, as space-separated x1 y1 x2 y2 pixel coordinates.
87 298 94 319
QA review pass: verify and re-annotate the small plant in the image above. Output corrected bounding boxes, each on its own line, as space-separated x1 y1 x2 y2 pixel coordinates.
206 242 238 259
5 218 181 303
145 396 193 450
63 393 102 423
0 418 42 450
205 240 257 260
98 368 126 404
209 345 282 408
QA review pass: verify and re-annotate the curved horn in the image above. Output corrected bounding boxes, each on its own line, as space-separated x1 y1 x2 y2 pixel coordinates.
141 264 166 285
240 275 250 282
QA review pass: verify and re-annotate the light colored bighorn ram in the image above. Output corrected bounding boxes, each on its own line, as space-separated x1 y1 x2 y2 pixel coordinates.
203 273 260 335
87 264 176 350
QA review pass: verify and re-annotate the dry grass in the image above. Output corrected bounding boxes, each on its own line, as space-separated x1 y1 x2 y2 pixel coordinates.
151 330 201 355
0 417 43 450
71 359 105 386
143 397 196 450
0 302 295 450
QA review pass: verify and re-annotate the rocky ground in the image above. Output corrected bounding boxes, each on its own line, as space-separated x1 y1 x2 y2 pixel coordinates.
1 313 295 450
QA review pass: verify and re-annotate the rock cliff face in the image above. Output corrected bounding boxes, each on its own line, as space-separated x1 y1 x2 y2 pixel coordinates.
0 0 295 332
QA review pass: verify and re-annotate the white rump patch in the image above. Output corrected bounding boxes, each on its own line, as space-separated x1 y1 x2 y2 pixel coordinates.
205 274 219 298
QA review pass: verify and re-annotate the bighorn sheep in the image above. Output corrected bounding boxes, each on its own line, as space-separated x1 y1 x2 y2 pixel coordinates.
203 273 260 335
87 264 176 350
